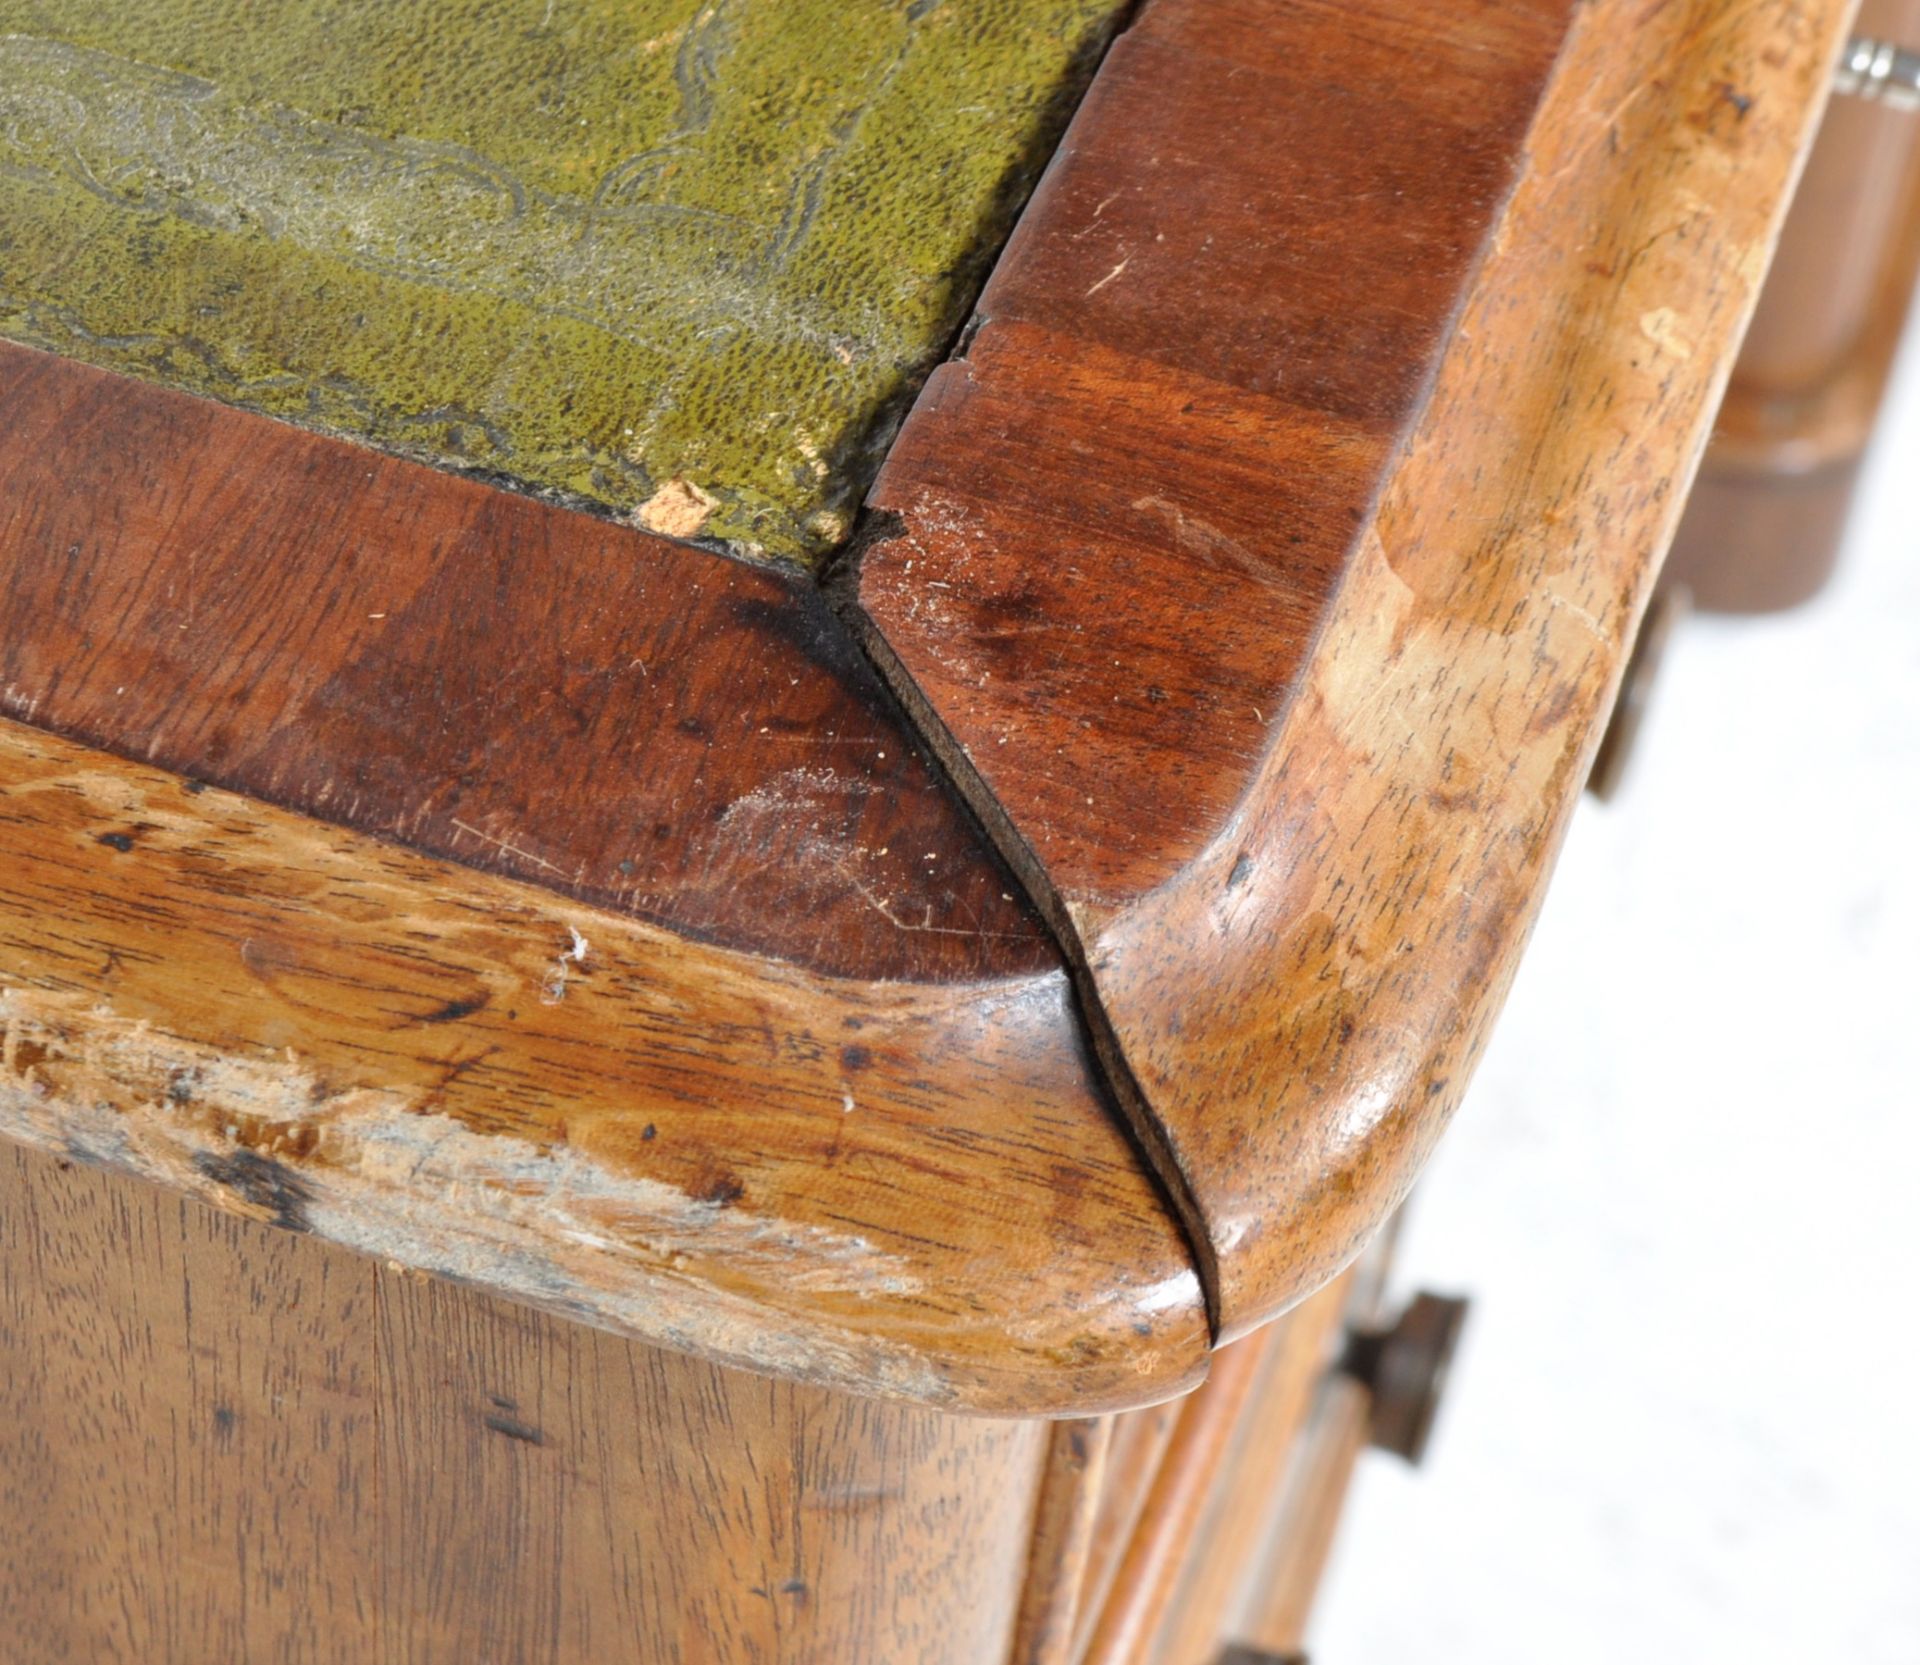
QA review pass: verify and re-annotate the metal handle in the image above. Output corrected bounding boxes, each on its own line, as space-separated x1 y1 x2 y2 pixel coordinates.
1836 37 1920 111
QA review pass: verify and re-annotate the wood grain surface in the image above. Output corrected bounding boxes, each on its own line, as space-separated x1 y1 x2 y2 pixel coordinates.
1071 1396 1182 1662
1075 1279 1350 1665
0 718 1207 1414
851 0 1851 1339
1075 1325 1270 1663
1230 1375 1373 1656
0 1144 377 1659
1143 1277 1349 1665
0 1140 1051 1664
0 340 1050 983
855 0 1574 906
0 2 1834 1646
1009 1416 1115 1665
0 0 1849 1415
1667 0 1920 610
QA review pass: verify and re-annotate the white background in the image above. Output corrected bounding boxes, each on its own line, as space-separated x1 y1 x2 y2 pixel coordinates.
1314 329 1920 1661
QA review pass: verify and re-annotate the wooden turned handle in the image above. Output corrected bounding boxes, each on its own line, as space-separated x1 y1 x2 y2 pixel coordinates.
1339 1292 1472 1466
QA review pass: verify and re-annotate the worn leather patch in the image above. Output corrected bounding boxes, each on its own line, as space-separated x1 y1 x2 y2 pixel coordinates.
0 0 1125 561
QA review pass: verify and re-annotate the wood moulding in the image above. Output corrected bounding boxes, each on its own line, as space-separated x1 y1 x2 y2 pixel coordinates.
0 717 1207 1415
849 0 1852 1340
0 340 1054 985
0 0 1852 1411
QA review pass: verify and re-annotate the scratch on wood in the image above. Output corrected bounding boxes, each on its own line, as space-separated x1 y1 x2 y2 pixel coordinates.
0 986 943 1397
450 818 565 876
1084 256 1129 296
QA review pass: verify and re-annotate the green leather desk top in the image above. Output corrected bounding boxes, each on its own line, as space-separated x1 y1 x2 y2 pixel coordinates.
0 0 1121 561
